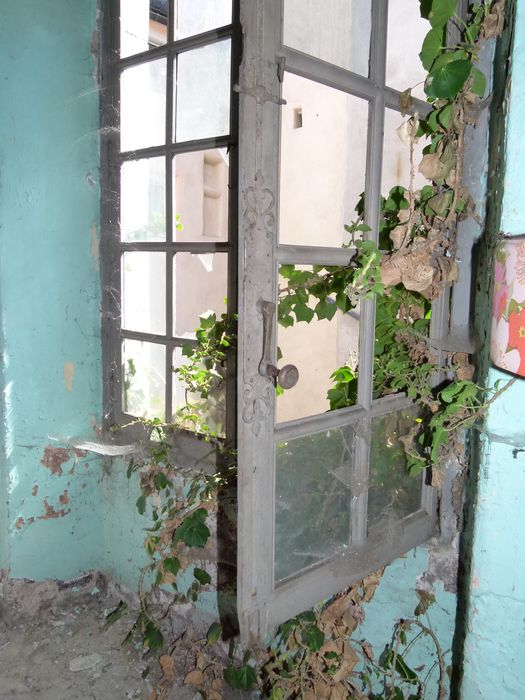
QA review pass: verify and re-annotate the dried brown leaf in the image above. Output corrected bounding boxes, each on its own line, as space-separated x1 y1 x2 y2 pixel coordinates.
159 654 175 681
320 594 352 625
390 225 408 250
196 652 207 670
399 88 414 115
482 0 505 38
419 152 453 181
380 259 402 287
184 669 204 686
329 683 349 700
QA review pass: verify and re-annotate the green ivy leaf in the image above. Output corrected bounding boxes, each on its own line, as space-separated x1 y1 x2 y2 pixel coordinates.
426 59 472 99
136 495 146 516
194 567 212 585
293 303 315 323
174 508 210 548
470 66 486 97
223 665 257 690
428 0 456 28
143 621 164 650
315 299 338 321
301 623 325 652
153 472 169 490
163 556 181 576
207 621 222 646
420 27 443 70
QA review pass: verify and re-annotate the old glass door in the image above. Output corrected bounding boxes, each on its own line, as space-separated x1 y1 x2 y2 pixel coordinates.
237 0 437 642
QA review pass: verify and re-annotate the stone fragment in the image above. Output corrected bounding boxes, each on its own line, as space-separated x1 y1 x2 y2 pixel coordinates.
69 653 102 671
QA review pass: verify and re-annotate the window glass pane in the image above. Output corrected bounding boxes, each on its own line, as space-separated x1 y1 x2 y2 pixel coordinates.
172 347 226 436
175 0 231 40
173 149 229 241
368 409 423 542
382 108 429 197
120 0 168 58
121 59 166 152
122 339 166 420
275 425 355 582
283 0 371 76
277 265 360 423
279 74 368 247
173 252 228 338
122 252 166 335
175 40 231 143
121 157 165 242
386 0 429 100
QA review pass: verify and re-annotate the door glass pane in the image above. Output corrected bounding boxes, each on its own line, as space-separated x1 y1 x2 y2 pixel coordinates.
122 339 166 420
277 265 360 423
386 0 429 100
279 74 368 247
368 409 423 543
175 0 232 40
175 40 231 143
382 108 429 197
122 252 166 335
283 0 371 77
121 59 166 151
120 0 168 58
173 149 229 241
121 157 165 242
173 252 228 338
275 425 355 582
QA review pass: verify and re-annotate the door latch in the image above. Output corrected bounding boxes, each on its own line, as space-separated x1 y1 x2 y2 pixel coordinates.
258 300 299 390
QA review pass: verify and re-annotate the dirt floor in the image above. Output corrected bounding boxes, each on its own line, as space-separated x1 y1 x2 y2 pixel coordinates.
0 573 216 700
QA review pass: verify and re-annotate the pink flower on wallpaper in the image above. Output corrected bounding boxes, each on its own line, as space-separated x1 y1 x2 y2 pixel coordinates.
492 259 509 321
516 243 525 285
490 317 521 375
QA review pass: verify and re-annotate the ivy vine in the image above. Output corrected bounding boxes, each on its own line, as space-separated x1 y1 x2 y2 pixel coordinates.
110 1 510 697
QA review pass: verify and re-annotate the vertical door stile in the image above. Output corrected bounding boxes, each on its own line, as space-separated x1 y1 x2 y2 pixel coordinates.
237 0 283 644
352 0 389 549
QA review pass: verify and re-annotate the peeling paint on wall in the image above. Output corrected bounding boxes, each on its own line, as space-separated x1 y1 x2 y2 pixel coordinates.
64 361 75 392
41 498 71 520
90 221 99 271
40 447 70 477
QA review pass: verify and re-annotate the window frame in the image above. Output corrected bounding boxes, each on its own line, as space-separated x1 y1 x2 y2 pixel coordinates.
99 0 241 446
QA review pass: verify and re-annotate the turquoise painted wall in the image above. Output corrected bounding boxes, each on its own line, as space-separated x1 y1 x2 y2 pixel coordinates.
357 548 457 697
461 3 525 697
0 0 103 580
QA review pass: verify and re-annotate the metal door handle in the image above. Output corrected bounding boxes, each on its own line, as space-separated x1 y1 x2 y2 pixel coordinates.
258 300 299 390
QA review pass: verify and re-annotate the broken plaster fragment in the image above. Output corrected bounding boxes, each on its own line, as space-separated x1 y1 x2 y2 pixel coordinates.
69 653 103 672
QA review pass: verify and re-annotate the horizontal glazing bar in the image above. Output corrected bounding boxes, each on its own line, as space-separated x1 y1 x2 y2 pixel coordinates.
120 330 197 347
281 46 431 118
277 245 357 266
120 241 230 253
120 135 233 162
274 393 413 442
118 24 235 70
280 46 378 102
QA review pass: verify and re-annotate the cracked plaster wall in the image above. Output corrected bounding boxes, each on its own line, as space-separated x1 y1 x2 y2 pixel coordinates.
461 3 525 697
0 0 104 580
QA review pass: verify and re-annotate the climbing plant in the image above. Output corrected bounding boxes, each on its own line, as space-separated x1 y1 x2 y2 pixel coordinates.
110 1 510 697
